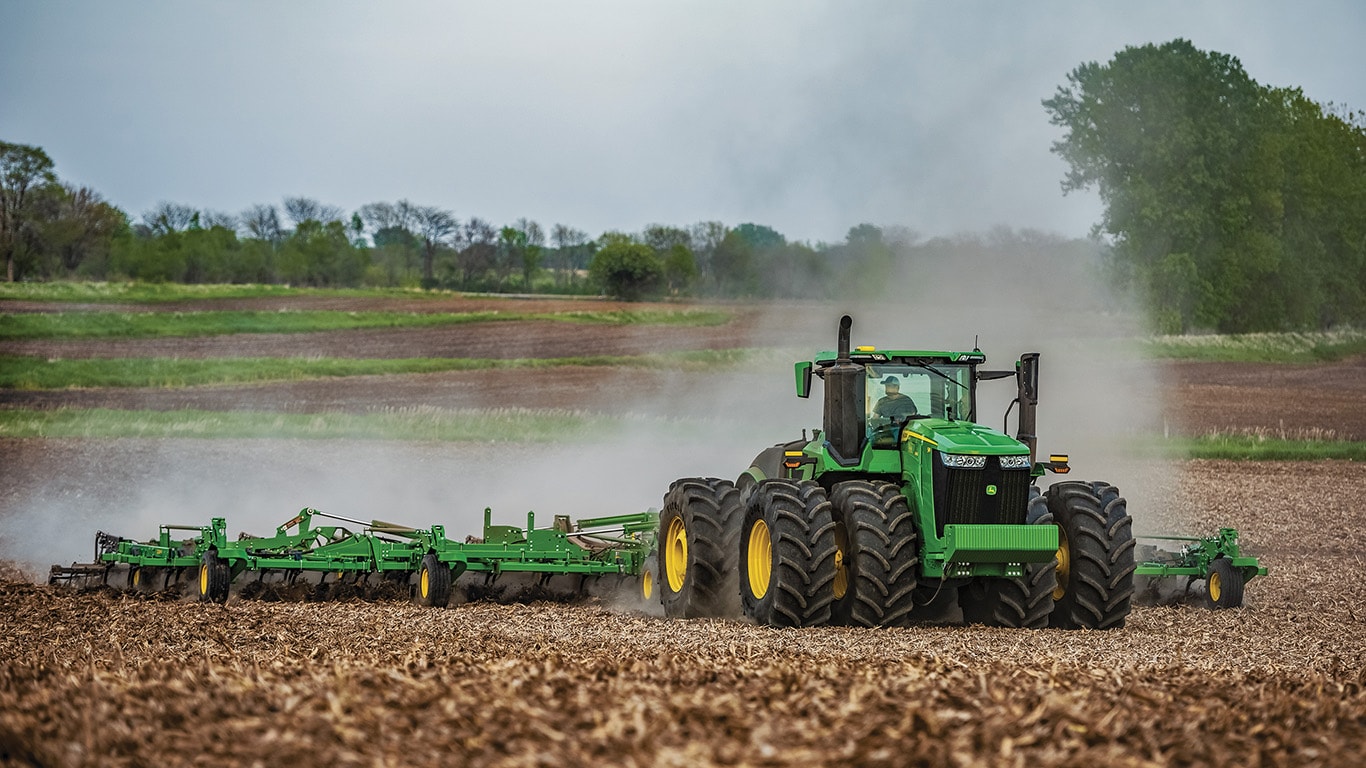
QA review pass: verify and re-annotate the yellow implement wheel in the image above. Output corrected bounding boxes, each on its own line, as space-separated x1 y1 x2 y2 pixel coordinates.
665 516 689 593
1208 569 1222 602
420 568 430 600
1051 528 1071 601
832 545 847 600
198 563 209 597
641 568 654 601
747 518 772 600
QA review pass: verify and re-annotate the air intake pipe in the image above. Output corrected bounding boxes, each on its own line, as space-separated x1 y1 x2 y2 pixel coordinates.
823 315 866 466
1015 352 1040 465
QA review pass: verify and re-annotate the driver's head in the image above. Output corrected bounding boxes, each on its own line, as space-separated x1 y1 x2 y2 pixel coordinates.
881 375 900 392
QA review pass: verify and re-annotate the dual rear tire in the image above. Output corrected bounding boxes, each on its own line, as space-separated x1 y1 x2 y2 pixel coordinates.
739 480 839 627
659 478 744 619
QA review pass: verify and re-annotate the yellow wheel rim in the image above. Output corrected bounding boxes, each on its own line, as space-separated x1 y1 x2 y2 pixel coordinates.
1052 528 1070 601
665 517 688 593
132 568 141 588
198 563 209 595
642 568 654 601
1209 570 1222 602
830 522 841 601
747 519 772 600
420 568 430 599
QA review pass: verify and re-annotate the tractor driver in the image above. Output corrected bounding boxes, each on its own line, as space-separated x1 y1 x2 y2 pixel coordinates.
873 375 919 420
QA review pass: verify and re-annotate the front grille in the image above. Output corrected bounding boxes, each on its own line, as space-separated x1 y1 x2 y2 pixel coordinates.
931 452 1031 536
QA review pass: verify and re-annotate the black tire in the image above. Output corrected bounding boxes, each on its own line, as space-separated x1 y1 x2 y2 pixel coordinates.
198 551 230 604
739 480 839 627
640 553 660 605
415 553 452 608
829 480 919 627
659 478 744 619
1204 557 1245 609
959 489 1056 628
1044 481 1136 629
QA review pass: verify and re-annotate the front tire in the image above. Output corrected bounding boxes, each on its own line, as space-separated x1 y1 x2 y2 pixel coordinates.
1044 481 1136 629
740 480 839 627
829 480 919 627
659 478 743 619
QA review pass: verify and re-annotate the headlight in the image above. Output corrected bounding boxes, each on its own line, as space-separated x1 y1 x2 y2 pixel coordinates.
999 454 1032 470
940 453 986 469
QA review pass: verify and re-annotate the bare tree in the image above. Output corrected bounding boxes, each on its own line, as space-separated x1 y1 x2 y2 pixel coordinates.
551 223 589 286
415 206 458 284
143 201 198 235
458 216 497 286
240 203 283 243
282 196 342 227
689 220 728 286
202 210 239 231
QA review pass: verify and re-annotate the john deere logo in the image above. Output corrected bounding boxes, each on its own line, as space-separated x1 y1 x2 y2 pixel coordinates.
985 484 998 496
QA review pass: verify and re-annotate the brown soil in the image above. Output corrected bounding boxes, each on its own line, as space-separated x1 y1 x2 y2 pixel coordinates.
3 295 1366 764
2 459 1364 767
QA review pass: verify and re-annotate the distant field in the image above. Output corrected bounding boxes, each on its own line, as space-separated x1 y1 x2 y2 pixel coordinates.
0 308 733 341
0 349 779 389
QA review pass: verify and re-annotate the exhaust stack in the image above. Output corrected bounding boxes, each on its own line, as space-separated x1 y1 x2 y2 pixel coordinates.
823 315 865 465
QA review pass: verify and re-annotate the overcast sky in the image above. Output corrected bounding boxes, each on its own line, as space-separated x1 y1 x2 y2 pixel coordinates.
3 1 1363 243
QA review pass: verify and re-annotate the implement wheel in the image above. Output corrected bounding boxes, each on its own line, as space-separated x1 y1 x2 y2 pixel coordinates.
740 480 839 628
1044 481 1136 629
829 480 919 627
1204 558 1245 609
415 553 452 608
640 553 659 605
198 551 230 604
961 488 1058 628
659 478 743 619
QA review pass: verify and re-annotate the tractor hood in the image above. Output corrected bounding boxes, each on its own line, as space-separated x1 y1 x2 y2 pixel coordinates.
902 419 1028 455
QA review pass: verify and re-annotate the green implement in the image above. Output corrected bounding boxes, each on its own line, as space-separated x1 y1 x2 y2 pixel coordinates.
48 506 659 607
1134 528 1267 609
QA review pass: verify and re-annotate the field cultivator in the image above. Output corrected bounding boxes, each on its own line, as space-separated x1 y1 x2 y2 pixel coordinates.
48 507 659 607
1134 528 1268 609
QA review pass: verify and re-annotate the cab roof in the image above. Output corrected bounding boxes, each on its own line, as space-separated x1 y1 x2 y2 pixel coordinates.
813 347 986 366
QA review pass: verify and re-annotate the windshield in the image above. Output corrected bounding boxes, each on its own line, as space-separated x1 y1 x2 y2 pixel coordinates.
867 363 973 423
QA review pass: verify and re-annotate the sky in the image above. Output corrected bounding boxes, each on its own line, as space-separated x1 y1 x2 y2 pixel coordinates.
2 1 1363 244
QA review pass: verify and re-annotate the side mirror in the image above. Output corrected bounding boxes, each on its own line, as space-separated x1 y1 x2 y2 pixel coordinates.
1018 353 1039 405
794 361 813 399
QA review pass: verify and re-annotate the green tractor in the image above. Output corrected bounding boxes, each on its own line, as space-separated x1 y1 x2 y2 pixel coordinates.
656 315 1136 629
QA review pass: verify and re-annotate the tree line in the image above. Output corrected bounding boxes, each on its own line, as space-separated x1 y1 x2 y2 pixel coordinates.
0 143 1108 303
4 37 1363 330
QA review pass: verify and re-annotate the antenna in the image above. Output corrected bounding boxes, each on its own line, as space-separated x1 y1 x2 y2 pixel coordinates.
973 334 981 353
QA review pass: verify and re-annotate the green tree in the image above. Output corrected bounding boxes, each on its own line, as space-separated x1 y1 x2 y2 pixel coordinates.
590 239 663 300
1044 39 1366 331
1 141 57 282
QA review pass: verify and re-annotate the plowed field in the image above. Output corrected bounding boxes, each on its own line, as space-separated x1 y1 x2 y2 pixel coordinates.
3 296 1365 765
3 460 1364 766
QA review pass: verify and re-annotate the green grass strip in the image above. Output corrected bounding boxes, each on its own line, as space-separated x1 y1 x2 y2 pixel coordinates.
0 407 715 443
1139 329 1366 363
0 282 469 304
0 308 731 341
0 349 783 389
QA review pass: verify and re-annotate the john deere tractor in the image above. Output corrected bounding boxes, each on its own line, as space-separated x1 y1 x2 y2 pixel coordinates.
656 315 1135 629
